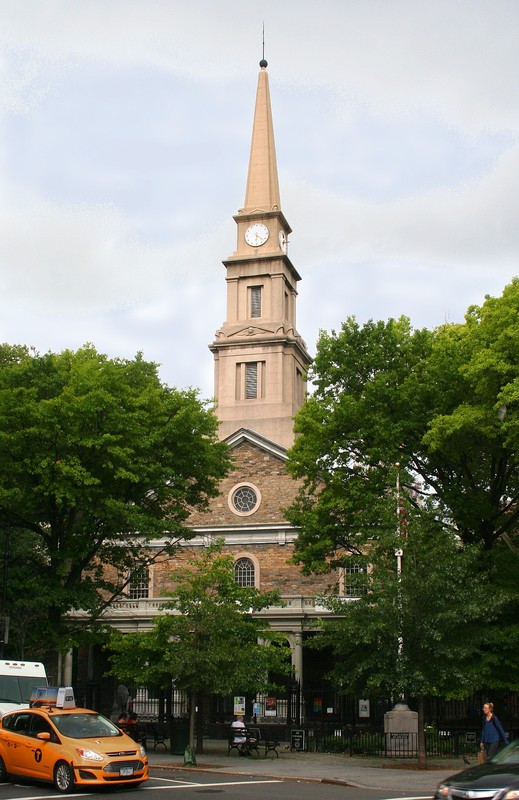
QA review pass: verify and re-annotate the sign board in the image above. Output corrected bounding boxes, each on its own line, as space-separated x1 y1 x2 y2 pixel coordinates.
233 696 245 715
56 687 76 708
291 729 306 751
390 732 409 740
265 697 277 717
359 699 370 718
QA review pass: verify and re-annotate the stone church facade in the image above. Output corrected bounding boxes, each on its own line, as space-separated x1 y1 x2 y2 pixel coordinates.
73 60 344 722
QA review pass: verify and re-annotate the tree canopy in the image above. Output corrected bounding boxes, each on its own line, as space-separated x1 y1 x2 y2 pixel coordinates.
0 343 232 646
286 279 519 573
108 541 290 751
308 505 500 765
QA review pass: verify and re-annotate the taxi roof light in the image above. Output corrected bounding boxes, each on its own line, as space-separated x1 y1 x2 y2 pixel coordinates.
30 686 76 709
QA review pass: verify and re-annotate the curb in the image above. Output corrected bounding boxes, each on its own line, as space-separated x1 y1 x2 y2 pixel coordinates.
152 763 353 786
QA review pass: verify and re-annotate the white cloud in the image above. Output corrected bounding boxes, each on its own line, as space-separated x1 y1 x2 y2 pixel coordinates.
0 0 518 398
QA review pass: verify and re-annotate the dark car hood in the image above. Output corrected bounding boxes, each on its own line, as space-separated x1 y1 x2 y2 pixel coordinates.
446 762 519 789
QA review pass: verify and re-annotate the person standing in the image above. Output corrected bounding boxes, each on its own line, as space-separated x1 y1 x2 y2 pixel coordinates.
480 702 509 759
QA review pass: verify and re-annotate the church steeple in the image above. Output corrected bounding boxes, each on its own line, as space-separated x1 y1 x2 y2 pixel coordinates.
210 61 311 449
243 61 280 214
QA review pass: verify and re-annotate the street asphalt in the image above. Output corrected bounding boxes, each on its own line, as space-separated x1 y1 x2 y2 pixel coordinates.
147 738 470 795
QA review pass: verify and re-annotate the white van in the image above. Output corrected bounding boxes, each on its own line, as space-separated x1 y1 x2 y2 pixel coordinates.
0 660 48 718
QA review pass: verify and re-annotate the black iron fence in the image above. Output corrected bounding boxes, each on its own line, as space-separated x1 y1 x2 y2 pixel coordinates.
306 726 482 758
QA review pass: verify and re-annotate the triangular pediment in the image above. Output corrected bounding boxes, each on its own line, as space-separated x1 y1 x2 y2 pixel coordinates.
224 427 288 461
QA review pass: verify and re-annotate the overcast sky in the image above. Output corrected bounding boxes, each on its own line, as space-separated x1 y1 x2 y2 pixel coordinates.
1 1 518 399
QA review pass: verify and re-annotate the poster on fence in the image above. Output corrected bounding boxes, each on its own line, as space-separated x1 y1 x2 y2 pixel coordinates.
265 696 277 717
233 696 245 715
359 699 370 718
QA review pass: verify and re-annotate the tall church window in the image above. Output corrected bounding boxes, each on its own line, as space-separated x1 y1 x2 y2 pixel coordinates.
234 557 255 587
236 361 265 400
245 362 258 398
128 567 149 599
295 367 304 407
250 286 262 318
341 563 367 597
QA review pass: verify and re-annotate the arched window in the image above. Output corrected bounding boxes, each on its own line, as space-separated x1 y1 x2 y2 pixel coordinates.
234 557 255 588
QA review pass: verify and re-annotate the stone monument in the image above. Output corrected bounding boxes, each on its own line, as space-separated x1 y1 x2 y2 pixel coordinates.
384 702 418 756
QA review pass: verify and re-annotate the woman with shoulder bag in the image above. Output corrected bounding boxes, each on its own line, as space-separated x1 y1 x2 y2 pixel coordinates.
480 702 509 760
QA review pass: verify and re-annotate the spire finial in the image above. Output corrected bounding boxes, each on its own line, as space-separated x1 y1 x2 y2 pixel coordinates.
259 23 267 69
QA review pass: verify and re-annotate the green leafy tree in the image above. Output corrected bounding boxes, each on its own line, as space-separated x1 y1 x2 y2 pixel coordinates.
287 280 519 571
0 344 232 650
285 280 519 722
0 525 53 658
108 541 290 755
310 506 502 767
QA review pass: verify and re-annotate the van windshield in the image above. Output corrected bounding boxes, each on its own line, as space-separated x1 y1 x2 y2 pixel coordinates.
0 676 46 705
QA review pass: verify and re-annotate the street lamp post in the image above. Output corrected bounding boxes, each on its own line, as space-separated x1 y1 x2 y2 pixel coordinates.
384 462 418 754
394 462 404 700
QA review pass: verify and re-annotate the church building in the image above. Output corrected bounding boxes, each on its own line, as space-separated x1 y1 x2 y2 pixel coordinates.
81 59 344 724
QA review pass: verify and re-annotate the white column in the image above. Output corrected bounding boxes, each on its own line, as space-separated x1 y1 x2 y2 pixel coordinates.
63 649 73 686
293 632 303 687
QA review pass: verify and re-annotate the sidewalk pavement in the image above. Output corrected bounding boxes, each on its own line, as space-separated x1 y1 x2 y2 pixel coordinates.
147 739 469 795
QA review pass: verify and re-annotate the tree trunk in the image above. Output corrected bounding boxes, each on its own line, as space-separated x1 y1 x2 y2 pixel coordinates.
196 695 205 754
188 692 196 750
183 692 197 766
417 697 427 769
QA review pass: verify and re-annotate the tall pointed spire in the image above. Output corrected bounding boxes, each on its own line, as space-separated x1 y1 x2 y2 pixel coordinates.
243 60 281 214
210 58 311 449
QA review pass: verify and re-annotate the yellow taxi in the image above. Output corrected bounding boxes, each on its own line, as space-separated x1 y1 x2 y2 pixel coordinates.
0 687 148 792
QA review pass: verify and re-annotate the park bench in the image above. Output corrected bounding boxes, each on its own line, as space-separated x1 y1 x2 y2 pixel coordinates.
247 727 280 757
227 727 260 757
144 721 169 750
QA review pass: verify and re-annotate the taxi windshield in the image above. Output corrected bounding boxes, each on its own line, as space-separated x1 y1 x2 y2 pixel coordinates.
51 712 121 739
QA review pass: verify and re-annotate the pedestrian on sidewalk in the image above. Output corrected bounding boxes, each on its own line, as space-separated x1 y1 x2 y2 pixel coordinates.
480 702 509 760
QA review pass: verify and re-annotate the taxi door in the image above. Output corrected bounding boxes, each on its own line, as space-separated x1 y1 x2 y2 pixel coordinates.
0 712 32 773
22 714 59 781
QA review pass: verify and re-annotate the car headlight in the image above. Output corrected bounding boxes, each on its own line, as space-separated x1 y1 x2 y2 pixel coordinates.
436 784 449 798
139 744 146 759
503 792 519 800
76 747 104 761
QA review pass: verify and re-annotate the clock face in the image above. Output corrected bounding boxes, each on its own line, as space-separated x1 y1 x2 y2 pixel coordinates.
245 223 269 247
279 230 287 253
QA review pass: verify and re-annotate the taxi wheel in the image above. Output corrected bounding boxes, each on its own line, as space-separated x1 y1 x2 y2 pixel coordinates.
0 755 8 783
54 760 74 793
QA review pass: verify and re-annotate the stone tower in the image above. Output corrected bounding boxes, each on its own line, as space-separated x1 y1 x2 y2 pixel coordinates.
210 60 311 449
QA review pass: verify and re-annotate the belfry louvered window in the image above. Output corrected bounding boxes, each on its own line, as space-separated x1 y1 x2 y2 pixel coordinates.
250 286 262 318
245 362 258 399
235 557 255 587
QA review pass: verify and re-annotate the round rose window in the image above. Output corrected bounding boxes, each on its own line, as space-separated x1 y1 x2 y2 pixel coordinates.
229 484 261 516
